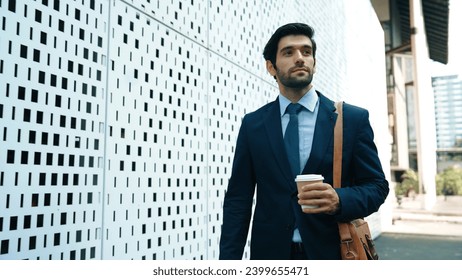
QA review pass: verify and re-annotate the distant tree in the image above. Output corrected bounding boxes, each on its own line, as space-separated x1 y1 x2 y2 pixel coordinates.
436 166 462 196
395 169 419 197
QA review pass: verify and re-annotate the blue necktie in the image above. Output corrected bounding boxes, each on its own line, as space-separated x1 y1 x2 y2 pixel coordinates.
284 103 303 178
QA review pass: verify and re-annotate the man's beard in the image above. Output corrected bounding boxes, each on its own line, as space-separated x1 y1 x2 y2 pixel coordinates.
276 68 313 89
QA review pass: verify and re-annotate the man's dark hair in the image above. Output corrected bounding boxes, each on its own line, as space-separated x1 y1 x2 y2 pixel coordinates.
263 23 316 66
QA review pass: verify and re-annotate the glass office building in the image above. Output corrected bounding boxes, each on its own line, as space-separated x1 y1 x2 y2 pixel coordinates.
433 75 462 171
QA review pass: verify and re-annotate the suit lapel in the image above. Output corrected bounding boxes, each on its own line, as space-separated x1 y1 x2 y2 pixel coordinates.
302 93 338 174
263 97 294 182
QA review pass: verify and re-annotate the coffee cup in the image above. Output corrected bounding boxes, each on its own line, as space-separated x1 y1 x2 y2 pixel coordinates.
295 174 324 209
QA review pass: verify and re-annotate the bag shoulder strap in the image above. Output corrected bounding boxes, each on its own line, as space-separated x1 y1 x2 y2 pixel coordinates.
334 101 354 251
333 101 343 189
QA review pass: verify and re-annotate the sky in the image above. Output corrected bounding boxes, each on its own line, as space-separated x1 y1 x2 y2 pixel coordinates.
430 0 462 77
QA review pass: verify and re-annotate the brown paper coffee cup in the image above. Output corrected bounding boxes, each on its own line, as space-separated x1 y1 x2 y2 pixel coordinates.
295 174 324 209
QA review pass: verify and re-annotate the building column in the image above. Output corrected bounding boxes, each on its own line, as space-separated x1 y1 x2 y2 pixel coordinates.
409 0 437 209
391 54 410 171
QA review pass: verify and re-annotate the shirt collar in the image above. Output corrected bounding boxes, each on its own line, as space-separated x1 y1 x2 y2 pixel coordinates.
279 86 319 117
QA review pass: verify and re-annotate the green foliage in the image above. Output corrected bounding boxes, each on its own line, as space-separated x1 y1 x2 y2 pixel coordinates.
395 169 419 197
436 166 462 195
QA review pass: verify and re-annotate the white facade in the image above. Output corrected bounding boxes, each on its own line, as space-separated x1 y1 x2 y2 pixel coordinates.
0 0 390 260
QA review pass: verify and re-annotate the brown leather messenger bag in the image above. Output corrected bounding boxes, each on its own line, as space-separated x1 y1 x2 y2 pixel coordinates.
334 101 379 260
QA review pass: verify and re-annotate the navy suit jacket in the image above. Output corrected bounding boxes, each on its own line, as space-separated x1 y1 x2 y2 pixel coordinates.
219 92 389 260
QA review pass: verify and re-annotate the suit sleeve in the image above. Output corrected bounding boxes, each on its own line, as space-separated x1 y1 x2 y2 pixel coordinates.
219 115 256 259
335 108 389 221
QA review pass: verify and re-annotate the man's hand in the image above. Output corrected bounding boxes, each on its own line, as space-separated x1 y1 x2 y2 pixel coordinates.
297 182 340 214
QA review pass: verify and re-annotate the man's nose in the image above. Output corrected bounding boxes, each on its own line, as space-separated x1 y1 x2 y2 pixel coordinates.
294 51 305 64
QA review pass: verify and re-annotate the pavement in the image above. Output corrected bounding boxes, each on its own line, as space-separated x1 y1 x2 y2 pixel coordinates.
374 195 462 260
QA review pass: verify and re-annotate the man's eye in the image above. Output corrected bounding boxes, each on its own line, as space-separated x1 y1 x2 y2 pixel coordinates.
303 50 312 56
283 50 292 56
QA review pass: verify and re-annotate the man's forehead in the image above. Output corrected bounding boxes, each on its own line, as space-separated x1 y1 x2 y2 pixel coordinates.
278 35 313 49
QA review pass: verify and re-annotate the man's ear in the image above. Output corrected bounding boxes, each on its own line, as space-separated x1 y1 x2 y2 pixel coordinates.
266 60 277 77
313 58 316 74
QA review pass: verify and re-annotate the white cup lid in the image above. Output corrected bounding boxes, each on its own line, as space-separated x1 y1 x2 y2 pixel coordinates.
295 174 324 182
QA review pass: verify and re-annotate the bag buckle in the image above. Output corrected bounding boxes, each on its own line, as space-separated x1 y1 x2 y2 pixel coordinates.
341 238 357 259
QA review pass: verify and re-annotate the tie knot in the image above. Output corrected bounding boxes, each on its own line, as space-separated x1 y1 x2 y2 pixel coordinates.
286 103 303 115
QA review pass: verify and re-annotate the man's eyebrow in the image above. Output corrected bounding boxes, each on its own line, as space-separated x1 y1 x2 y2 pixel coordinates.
279 45 312 53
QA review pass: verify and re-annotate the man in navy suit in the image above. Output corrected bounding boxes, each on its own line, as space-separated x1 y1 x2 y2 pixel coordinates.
219 23 389 260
